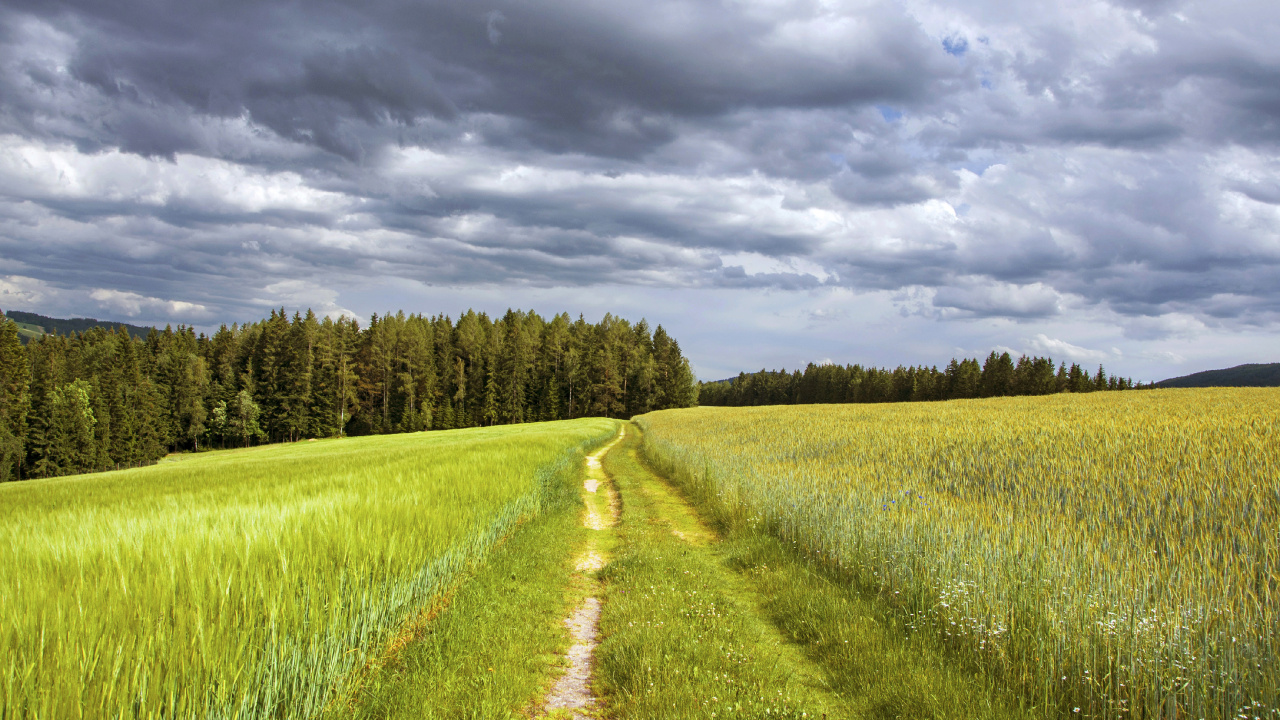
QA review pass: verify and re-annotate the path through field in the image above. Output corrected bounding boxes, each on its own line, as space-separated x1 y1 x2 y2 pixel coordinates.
539 426 625 718
535 423 852 718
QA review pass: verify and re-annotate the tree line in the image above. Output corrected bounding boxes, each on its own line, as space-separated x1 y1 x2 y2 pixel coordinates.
0 308 697 481
697 351 1139 407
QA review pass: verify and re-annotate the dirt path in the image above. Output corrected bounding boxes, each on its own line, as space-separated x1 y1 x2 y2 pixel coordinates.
538 426 624 719
539 423 844 718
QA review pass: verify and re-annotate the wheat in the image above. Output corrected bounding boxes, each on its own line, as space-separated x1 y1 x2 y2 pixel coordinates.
638 389 1279 719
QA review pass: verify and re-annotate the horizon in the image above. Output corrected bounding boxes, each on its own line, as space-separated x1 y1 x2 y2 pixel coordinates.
7 304 1270 386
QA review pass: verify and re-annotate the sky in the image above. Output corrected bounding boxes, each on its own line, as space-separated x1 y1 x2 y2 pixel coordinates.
0 0 1277 383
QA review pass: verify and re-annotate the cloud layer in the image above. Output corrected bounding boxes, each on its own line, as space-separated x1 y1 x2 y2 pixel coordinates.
1 0 1278 377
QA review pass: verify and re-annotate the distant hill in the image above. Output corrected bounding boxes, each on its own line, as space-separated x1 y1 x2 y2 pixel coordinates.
1 309 155 345
1157 363 1280 388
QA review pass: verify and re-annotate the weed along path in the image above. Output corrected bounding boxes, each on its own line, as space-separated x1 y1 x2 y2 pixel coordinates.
587 423 847 719
583 422 1025 720
524 419 1020 720
538 425 626 719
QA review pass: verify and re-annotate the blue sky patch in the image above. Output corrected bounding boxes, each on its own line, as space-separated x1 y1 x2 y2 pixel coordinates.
878 106 903 123
943 34 969 56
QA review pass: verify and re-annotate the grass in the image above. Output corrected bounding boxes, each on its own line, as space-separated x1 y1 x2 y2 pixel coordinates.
596 425 844 719
0 418 617 719
636 389 1280 719
598 423 1024 719
344 422 622 720
12 321 43 343
723 534 1024 719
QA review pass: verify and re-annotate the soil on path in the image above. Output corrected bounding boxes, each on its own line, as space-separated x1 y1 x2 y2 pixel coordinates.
537 426 624 719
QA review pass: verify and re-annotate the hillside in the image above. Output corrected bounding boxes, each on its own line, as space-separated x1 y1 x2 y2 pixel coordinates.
1157 362 1280 388
0 309 155 344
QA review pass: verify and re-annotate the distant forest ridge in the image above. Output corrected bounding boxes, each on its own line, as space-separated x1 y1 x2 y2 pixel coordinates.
1156 363 1280 388
698 351 1139 407
0 307 696 482
1 309 154 345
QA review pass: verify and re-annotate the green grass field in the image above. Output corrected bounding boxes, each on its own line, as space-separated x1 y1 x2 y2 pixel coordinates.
11 321 43 344
0 419 616 719
342 427 623 720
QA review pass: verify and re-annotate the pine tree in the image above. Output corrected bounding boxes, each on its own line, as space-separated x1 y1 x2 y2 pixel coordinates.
652 326 696 410
335 317 360 436
0 320 30 481
499 310 532 424
309 317 339 439
392 315 434 432
281 311 315 441
586 319 623 417
156 327 209 451
980 351 1015 398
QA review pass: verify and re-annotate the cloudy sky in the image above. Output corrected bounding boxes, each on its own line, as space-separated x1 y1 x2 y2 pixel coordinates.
1 0 1277 381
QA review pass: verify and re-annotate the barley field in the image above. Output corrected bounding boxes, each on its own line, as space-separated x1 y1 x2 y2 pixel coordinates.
0 418 616 719
637 389 1279 719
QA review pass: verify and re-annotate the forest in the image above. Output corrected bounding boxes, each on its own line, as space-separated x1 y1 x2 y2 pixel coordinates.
0 308 697 481
697 353 1139 407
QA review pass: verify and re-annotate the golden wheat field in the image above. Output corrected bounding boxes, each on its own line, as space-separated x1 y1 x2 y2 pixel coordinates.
637 389 1279 720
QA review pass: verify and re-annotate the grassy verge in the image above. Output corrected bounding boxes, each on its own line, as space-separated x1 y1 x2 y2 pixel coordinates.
343 421 620 720
596 425 846 719
718 535 1026 719
620 422 1027 720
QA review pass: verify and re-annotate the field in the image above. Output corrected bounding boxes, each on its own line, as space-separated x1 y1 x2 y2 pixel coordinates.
636 389 1280 719
5 389 1276 720
0 418 616 719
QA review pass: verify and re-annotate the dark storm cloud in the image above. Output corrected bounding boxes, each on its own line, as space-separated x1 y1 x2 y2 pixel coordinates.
0 0 952 159
1 0 1279 343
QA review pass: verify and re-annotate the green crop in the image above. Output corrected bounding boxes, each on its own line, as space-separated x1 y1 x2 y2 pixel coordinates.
637 389 1279 719
0 418 616 719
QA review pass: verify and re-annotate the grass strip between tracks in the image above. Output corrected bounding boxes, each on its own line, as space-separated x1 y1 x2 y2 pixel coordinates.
601 422 1026 720
596 424 846 719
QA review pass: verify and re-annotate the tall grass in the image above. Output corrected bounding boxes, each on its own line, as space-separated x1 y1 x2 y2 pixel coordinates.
637 389 1279 719
0 419 616 719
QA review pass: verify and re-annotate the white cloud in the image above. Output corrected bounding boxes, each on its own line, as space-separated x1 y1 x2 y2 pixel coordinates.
88 289 212 319
1025 333 1110 362
0 135 353 216
720 251 832 282
259 280 356 320
931 279 1064 318
0 275 48 309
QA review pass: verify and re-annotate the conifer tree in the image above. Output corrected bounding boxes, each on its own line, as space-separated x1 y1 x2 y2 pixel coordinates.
334 316 360 436
0 320 30 481
4 306 700 479
280 311 316 441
